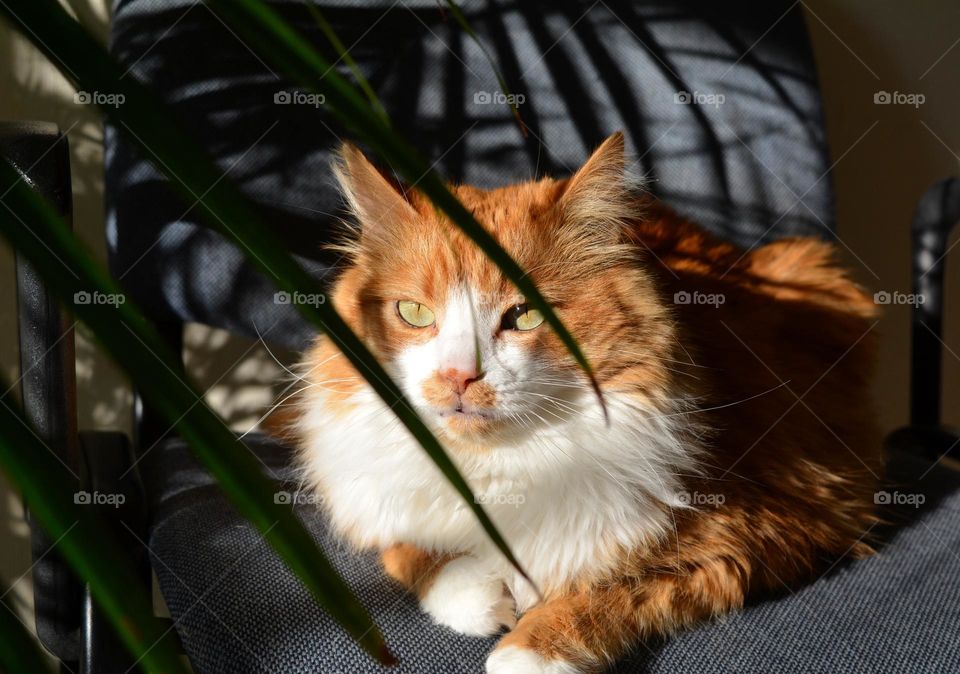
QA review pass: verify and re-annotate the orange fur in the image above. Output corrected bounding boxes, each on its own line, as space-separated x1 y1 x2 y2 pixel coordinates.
381 544 456 599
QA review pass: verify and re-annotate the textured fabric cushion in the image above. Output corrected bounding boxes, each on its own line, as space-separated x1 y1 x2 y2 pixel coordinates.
107 0 833 351
144 436 960 673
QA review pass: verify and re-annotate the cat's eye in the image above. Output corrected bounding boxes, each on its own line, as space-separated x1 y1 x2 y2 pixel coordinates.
501 303 545 331
397 300 436 328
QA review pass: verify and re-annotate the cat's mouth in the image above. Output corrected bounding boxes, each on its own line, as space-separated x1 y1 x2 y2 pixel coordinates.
436 406 493 420
433 406 500 436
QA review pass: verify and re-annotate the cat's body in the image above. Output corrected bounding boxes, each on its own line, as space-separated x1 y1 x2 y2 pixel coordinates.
290 133 880 673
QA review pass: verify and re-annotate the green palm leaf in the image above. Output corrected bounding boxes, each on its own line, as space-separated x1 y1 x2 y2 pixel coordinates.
441 0 528 135
0 159 392 665
302 3 388 124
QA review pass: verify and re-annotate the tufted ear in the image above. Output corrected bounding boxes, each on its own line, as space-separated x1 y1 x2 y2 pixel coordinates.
564 132 625 198
558 132 634 238
333 143 420 244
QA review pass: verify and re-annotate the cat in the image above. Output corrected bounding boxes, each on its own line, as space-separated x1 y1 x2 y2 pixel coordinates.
287 132 881 673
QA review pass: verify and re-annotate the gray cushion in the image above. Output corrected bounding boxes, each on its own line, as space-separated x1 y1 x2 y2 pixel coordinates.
107 0 833 351
144 436 960 673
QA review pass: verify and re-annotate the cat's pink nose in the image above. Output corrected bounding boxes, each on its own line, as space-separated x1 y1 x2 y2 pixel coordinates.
440 368 483 395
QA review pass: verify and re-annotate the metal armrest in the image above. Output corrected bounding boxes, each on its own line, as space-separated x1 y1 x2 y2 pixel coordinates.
886 177 960 461
4 121 161 672
78 431 151 674
4 122 168 672
2 121 82 665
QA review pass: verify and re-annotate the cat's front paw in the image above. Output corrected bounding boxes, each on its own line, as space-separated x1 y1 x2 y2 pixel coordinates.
486 646 580 674
420 556 516 636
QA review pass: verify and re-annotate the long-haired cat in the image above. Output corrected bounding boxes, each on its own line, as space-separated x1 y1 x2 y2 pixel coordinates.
287 132 880 673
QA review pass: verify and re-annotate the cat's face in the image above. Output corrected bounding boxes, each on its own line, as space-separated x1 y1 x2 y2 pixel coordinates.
369 277 570 440
326 133 671 444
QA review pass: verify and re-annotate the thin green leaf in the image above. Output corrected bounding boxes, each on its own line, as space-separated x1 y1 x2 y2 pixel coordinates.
0 578 55 674
0 393 186 673
441 0 527 136
0 0 543 587
212 0 608 424
302 4 388 124
0 158 393 665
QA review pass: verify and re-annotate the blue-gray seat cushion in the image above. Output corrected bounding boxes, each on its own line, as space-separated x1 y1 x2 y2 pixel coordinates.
144 436 960 673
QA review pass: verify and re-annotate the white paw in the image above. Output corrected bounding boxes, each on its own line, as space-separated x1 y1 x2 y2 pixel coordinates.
486 646 580 674
420 556 516 636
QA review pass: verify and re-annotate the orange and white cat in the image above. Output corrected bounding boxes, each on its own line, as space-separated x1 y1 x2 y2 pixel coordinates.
289 133 880 673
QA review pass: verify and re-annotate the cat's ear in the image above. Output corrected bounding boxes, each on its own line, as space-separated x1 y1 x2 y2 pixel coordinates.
333 143 420 241
565 132 626 196
559 132 632 236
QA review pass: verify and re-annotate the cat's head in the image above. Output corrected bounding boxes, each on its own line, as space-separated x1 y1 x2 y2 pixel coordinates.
324 132 675 445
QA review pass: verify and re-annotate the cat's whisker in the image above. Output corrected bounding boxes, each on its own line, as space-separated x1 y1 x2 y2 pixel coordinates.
586 352 705 381
672 336 698 367
244 372 360 441
284 352 345 388
518 378 584 389
307 377 360 391
613 358 707 379
518 378 589 391
513 390 581 414
292 475 311 506
298 350 345 376
522 399 579 418
267 354 331 406
265 356 343 412
653 380 792 419
616 350 714 370
659 365 702 381
252 320 301 382
524 399 571 426
239 381 319 440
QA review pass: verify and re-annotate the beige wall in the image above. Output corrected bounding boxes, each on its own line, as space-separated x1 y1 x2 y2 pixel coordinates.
806 0 960 435
0 0 957 648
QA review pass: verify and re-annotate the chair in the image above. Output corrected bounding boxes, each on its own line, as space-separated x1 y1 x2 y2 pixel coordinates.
5 1 959 671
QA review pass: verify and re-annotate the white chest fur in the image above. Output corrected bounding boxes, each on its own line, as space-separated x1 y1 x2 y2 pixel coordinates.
297 386 696 604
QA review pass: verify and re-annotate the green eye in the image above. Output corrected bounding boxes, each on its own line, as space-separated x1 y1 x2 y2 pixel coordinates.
501 303 545 331
397 300 436 328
